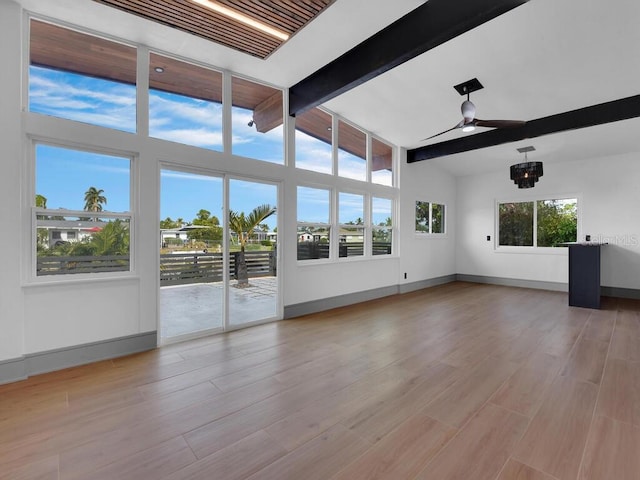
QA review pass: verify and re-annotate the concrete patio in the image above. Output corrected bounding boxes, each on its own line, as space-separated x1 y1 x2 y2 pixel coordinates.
160 276 278 338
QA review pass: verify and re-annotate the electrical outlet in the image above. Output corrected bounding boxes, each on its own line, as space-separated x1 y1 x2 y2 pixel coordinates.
487 235 491 241
585 235 591 241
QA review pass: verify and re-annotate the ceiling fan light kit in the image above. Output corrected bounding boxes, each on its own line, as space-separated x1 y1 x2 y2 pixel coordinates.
424 78 525 141
510 146 543 188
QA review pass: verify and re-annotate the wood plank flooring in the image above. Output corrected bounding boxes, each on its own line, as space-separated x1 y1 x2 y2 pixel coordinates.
1 282 639 480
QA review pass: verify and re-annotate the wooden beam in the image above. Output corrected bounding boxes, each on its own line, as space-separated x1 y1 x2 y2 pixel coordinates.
289 0 529 116
253 91 284 133
407 95 640 162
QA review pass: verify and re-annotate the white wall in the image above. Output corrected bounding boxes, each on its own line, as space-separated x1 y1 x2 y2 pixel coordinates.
0 1 25 361
399 152 457 285
456 153 640 289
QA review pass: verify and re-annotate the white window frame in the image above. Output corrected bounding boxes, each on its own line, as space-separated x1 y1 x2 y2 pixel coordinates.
495 194 580 253
415 200 447 237
296 185 333 263
337 190 366 260
371 195 393 256
28 139 136 283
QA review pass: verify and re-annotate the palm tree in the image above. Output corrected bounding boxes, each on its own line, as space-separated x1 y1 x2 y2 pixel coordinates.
83 187 107 213
229 204 276 286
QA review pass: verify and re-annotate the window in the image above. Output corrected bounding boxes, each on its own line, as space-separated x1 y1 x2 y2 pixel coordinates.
415 201 446 234
297 186 331 261
338 192 364 257
499 202 533 246
432 203 445 234
371 138 393 186
231 76 284 164
29 20 137 133
537 199 578 246
498 198 577 247
372 197 392 255
34 144 132 277
295 107 333 174
149 53 223 151
338 120 366 181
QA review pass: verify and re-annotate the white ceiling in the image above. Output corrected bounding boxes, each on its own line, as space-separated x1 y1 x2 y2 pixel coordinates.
16 0 640 176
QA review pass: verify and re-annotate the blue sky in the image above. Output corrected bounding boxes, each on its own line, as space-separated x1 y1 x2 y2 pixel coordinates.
30 66 389 230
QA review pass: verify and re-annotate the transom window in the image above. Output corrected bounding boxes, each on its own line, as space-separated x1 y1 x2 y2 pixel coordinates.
295 107 333 174
149 53 223 151
231 76 284 164
29 20 137 133
337 120 367 181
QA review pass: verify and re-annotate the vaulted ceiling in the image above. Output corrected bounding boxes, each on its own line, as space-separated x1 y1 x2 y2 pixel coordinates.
16 0 640 176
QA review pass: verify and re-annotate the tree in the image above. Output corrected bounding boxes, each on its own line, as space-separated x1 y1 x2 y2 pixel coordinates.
160 217 181 229
188 209 222 244
415 201 430 232
35 194 47 208
84 187 107 212
537 200 577 246
499 202 534 246
229 204 276 286
89 220 129 256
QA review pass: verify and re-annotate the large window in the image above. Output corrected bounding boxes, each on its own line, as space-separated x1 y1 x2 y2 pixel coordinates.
498 198 577 247
415 201 446 234
231 76 284 164
34 144 132 277
372 197 393 255
149 53 223 151
295 107 333 174
29 20 137 133
371 138 393 186
297 186 331 261
338 192 365 258
338 121 366 181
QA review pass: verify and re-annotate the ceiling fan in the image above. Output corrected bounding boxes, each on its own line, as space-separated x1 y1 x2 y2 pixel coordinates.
424 78 525 141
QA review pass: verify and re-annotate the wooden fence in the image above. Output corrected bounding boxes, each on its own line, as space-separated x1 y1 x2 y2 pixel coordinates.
37 251 276 284
37 255 130 276
297 242 391 259
160 251 276 286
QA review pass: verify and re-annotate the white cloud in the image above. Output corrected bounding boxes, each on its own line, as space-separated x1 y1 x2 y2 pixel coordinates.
29 67 136 131
338 151 367 181
150 92 223 128
152 128 223 148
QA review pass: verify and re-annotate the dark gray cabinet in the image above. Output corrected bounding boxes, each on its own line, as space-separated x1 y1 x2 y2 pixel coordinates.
566 243 604 309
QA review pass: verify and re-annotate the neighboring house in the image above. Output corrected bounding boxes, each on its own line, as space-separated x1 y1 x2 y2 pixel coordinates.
160 228 190 247
38 219 105 248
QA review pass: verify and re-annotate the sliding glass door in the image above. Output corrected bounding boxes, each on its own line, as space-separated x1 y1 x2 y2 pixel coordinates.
228 178 279 327
159 169 224 342
160 169 279 342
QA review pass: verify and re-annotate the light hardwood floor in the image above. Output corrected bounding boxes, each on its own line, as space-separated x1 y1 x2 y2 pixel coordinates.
1 282 639 480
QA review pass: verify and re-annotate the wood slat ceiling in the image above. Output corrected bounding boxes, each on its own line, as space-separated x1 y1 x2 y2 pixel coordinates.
92 0 335 59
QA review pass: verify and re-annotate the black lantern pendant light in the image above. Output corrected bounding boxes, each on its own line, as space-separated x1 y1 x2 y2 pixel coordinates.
510 146 543 188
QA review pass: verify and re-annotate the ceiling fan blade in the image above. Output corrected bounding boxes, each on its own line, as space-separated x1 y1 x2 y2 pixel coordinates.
422 121 463 141
475 119 526 129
